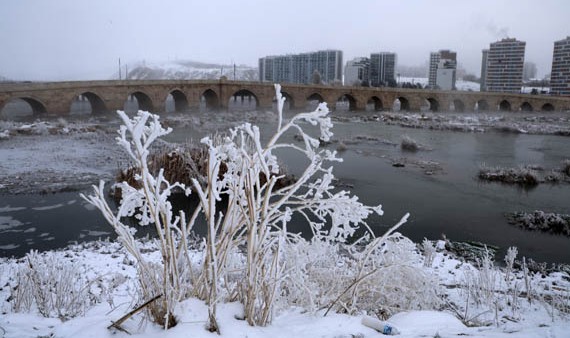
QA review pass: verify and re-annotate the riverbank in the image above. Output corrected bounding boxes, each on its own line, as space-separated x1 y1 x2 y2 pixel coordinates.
0 119 126 194
0 237 568 338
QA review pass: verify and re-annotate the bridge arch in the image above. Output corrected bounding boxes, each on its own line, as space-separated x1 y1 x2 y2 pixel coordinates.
452 99 465 112
229 89 258 111
520 102 533 112
125 91 154 113
367 96 383 111
336 94 357 111
165 89 189 113
201 89 220 111
476 99 490 111
306 93 324 110
0 97 47 119
541 103 555 112
424 97 439 112
273 91 295 111
499 100 511 112
70 91 107 115
393 96 410 112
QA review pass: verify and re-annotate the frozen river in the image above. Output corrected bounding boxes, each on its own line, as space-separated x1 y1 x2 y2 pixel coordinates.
1 108 569 263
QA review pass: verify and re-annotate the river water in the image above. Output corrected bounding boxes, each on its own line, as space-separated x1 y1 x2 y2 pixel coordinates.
1 108 569 263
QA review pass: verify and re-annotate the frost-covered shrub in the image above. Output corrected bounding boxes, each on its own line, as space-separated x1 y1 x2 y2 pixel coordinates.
465 248 500 308
504 246 518 282
82 84 408 331
10 250 95 320
422 238 436 267
507 211 570 236
478 164 540 186
278 235 440 318
351 235 441 316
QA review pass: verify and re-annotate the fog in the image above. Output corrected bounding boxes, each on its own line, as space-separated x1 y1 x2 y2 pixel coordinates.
0 0 568 81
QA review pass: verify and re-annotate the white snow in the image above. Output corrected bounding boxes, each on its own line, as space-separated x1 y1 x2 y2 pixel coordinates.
398 76 480 91
1 240 568 338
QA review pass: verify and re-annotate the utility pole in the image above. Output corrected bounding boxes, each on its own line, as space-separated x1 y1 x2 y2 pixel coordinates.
233 63 236 81
119 58 122 80
125 64 128 80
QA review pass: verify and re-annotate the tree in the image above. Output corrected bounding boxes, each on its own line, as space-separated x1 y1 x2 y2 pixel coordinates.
311 69 322 85
462 74 479 83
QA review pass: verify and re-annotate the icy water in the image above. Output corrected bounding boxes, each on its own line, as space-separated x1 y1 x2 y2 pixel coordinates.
1 109 570 264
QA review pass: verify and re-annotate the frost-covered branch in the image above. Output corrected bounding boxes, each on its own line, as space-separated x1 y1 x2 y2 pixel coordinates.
82 84 410 331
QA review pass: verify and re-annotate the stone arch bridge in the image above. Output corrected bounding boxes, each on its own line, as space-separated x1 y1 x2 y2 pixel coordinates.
1 79 569 116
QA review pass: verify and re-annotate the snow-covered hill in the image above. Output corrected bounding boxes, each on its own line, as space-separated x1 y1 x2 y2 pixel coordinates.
123 60 258 81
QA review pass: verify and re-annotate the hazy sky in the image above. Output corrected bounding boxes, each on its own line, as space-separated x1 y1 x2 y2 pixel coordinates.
1 0 568 81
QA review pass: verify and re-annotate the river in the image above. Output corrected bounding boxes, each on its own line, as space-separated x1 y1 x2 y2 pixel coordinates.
1 108 569 263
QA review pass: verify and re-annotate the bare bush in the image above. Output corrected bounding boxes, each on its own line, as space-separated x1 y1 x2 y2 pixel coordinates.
422 238 436 268
10 250 95 320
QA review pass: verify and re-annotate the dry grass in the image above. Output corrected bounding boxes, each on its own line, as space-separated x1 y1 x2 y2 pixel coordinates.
478 165 540 186
115 146 294 200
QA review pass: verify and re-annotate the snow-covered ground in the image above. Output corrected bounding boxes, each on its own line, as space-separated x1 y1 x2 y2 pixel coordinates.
0 239 568 338
0 119 128 194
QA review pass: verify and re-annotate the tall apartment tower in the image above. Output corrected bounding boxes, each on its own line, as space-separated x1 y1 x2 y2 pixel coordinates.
369 52 396 87
344 57 369 86
258 50 343 85
550 36 570 96
428 50 457 89
483 38 526 93
480 49 489 91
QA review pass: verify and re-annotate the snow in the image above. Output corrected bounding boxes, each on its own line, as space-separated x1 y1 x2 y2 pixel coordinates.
0 120 129 194
398 76 480 91
1 240 569 338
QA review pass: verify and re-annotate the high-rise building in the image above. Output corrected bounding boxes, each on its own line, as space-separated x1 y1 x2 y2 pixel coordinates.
258 50 343 85
344 57 369 86
369 52 396 87
523 62 537 81
483 38 526 93
428 50 457 89
436 60 456 90
550 36 570 96
480 49 489 91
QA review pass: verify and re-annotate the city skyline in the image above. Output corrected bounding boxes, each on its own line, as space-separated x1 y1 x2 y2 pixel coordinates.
0 0 568 81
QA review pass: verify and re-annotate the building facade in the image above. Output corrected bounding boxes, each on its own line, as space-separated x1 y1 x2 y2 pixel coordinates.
523 62 538 81
480 49 489 91
550 36 570 96
258 50 343 85
369 52 396 87
436 60 456 90
344 57 369 86
428 50 457 89
483 38 526 93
